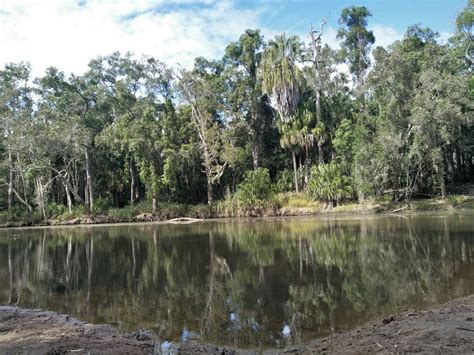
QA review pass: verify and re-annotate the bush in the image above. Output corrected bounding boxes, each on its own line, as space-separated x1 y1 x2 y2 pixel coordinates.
45 203 67 218
275 169 294 193
306 163 352 205
236 168 274 206
92 197 112 215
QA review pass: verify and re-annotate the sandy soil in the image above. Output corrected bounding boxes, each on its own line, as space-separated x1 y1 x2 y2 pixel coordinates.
0 295 473 354
285 295 474 354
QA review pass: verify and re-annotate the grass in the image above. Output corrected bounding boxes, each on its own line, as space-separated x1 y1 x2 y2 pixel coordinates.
1 192 474 227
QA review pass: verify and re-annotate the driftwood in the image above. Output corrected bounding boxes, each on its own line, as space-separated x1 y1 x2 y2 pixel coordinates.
165 217 204 224
389 205 408 213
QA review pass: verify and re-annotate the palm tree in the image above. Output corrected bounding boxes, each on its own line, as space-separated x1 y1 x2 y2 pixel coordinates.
279 122 303 193
262 34 303 193
261 34 302 123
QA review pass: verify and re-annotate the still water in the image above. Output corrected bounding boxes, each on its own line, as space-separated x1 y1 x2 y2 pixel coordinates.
0 213 473 348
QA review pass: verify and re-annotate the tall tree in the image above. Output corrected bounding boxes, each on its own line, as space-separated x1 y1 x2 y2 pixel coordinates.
224 29 269 169
262 34 303 192
337 6 375 103
262 34 302 123
177 59 227 204
308 17 330 164
0 63 34 212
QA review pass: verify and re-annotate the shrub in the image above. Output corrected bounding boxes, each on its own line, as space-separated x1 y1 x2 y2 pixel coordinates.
236 168 274 206
45 203 67 218
306 163 352 205
92 197 112 215
275 169 294 193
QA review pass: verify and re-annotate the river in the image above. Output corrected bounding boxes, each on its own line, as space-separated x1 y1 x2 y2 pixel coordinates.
0 212 473 348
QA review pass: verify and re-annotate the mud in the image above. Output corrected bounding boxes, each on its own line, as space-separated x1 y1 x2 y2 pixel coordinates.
0 295 473 354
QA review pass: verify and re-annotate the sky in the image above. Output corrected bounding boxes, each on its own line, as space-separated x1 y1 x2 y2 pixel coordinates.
0 0 467 78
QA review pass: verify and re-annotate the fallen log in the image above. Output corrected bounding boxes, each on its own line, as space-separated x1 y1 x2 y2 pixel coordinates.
165 217 204 224
389 205 408 213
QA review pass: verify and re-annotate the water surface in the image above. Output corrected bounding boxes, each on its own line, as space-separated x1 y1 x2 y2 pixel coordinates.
0 213 473 348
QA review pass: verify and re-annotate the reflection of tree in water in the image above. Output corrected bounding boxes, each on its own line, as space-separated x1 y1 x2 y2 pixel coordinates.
0 215 472 347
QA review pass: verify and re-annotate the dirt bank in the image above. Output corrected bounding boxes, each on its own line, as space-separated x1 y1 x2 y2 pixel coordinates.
0 295 473 354
285 295 474 354
1 193 473 230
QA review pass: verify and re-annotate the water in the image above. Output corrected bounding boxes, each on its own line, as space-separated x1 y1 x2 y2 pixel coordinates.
0 213 473 348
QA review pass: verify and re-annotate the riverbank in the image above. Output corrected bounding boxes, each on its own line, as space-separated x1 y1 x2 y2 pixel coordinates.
1 193 474 229
0 295 472 354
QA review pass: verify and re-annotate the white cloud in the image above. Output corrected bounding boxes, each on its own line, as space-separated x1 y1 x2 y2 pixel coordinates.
0 0 270 78
0 0 429 80
370 24 403 48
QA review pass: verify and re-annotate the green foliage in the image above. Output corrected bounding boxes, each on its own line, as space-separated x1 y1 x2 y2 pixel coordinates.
337 6 375 84
45 203 68 218
275 169 295 192
1 4 473 221
92 197 112 215
306 163 352 204
262 34 303 123
236 168 274 205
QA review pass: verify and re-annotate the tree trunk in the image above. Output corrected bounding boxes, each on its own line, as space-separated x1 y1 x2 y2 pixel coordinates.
317 140 324 165
207 173 214 205
35 177 46 220
304 145 311 186
455 145 463 181
315 90 324 165
84 185 90 214
7 150 13 209
292 149 299 193
129 157 135 205
8 184 32 213
251 141 261 170
152 192 157 215
65 175 73 213
84 147 93 212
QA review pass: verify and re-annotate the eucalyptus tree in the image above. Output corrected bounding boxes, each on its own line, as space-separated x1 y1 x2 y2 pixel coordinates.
306 17 333 164
177 59 228 204
95 54 176 212
408 45 472 197
224 29 269 169
364 24 473 200
337 6 375 104
0 63 34 212
455 0 473 67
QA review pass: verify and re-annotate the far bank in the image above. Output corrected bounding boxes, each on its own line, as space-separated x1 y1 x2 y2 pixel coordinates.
1 193 473 229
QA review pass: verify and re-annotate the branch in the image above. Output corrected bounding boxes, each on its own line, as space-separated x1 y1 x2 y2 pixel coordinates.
0 179 33 212
50 167 85 203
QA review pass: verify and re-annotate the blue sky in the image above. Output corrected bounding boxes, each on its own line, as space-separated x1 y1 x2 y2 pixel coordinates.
252 0 464 34
0 0 466 77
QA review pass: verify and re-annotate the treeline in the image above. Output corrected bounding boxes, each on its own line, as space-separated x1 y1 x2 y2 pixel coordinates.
0 3 473 218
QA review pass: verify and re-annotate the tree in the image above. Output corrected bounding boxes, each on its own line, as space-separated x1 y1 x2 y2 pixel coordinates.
308 16 330 164
262 34 303 193
279 122 303 193
262 34 303 123
337 6 375 103
224 29 269 169
177 60 227 204
455 0 473 66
